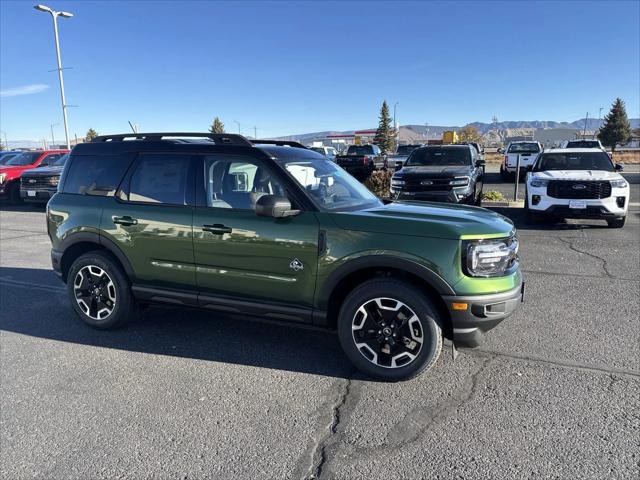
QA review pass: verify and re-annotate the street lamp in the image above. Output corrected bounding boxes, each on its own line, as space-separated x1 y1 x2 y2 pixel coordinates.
34 4 73 150
233 120 241 134
50 123 59 146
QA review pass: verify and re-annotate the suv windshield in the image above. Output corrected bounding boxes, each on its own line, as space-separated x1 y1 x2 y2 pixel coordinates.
281 157 381 211
566 140 600 149
347 145 374 156
396 145 418 156
534 152 614 172
4 152 42 166
508 143 540 154
406 147 471 166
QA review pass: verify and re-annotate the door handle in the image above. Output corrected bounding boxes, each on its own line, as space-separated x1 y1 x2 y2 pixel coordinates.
202 224 232 234
113 215 138 226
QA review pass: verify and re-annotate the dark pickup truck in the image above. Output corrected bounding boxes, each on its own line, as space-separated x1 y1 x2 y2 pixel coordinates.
336 144 386 181
390 144 485 205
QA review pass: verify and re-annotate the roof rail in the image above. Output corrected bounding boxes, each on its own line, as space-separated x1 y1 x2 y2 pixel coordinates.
250 139 307 149
90 132 253 146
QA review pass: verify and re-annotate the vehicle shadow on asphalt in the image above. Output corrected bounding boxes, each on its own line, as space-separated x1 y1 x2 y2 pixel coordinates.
0 266 356 379
0 202 46 212
487 207 613 232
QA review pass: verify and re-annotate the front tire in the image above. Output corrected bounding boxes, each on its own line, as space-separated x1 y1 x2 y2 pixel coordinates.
67 251 135 329
607 217 626 228
337 279 443 381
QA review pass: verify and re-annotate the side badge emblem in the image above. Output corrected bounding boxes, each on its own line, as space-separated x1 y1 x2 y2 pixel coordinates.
290 258 304 272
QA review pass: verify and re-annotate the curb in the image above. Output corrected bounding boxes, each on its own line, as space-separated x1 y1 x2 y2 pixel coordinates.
481 201 525 208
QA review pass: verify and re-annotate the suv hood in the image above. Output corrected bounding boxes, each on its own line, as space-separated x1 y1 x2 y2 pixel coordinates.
332 201 514 240
21 165 64 177
532 170 622 181
399 165 471 177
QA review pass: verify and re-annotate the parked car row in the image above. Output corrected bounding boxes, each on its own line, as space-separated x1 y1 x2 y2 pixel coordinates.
0 149 69 203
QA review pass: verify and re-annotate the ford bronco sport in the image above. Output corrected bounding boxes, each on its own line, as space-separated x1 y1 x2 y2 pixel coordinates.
48 133 524 381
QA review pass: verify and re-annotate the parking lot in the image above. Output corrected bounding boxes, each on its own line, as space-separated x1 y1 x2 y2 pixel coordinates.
1 179 639 478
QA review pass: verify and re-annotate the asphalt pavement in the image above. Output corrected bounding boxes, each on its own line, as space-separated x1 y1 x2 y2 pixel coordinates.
1 196 639 479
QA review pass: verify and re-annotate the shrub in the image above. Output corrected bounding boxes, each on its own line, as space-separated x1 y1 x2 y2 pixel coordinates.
481 190 505 201
364 169 394 198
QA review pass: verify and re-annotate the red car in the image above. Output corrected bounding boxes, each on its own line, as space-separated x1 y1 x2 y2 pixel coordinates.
0 149 69 203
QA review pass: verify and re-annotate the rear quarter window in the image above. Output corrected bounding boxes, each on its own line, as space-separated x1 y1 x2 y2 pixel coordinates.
61 153 135 196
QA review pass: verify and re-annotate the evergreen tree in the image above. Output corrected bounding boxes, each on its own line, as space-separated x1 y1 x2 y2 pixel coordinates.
209 117 225 134
597 98 632 152
85 128 98 141
373 100 396 154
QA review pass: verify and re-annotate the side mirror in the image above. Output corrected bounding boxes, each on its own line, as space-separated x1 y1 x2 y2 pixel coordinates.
615 163 624 172
475 159 486 167
255 195 300 218
497 148 504 154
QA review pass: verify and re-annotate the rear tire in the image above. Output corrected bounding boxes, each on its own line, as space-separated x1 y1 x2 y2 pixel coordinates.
607 217 626 228
500 165 510 181
337 279 443 381
67 251 135 329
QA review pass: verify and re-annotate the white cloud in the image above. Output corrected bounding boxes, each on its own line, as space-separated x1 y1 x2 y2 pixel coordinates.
0 84 50 97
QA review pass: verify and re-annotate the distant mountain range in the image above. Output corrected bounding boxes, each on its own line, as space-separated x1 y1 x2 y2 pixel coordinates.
279 118 640 143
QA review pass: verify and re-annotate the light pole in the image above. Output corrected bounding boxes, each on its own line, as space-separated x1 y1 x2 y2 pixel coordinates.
0 131 7 150
50 123 59 146
596 107 604 139
233 120 241 134
34 4 73 150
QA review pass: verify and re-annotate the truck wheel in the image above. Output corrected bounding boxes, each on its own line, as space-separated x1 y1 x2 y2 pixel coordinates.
500 165 509 181
607 217 626 228
67 251 135 329
337 279 442 381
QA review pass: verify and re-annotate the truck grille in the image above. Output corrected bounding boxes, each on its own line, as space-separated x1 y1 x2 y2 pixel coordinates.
21 176 59 189
547 180 611 199
403 177 454 191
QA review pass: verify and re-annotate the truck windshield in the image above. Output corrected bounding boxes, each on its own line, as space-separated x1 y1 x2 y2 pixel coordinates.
566 141 599 149
508 143 540 153
282 157 381 211
347 146 374 156
396 145 418 156
406 147 471 166
534 152 614 172
4 152 42 166
53 154 70 166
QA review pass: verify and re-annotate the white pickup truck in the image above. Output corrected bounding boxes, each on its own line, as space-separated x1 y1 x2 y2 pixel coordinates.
500 141 543 180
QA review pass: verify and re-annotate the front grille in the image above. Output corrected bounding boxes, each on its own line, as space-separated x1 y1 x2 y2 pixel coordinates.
21 176 59 189
547 180 611 199
403 177 454 192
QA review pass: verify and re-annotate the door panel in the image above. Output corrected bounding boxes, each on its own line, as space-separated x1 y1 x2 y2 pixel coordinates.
101 200 195 289
192 153 319 308
193 209 319 308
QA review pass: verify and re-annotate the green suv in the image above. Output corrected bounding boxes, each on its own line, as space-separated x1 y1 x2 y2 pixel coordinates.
47 133 524 381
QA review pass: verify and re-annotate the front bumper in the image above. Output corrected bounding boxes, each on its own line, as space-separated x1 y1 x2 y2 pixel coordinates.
392 188 473 203
443 280 525 347
20 188 55 203
527 186 629 218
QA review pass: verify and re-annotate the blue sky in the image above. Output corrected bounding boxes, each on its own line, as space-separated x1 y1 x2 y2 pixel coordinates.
1 0 639 142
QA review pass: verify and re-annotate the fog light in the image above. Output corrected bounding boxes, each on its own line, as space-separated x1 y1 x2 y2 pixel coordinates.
616 197 625 208
532 195 541 205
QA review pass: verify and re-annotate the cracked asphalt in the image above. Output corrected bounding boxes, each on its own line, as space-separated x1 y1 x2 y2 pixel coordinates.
1 194 639 479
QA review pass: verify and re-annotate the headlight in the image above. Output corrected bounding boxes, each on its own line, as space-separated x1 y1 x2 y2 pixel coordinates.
463 236 519 277
610 179 628 188
449 176 469 187
391 178 405 187
529 178 549 188
0 173 5 184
